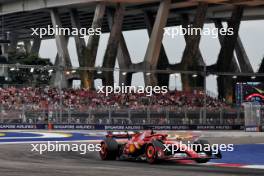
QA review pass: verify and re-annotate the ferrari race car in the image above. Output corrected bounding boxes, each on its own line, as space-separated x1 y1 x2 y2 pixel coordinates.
99 130 222 164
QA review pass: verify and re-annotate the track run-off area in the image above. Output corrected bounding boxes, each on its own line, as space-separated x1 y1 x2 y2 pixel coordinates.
0 130 263 176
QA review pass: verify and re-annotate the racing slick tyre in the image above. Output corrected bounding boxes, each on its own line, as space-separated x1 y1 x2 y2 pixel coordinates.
193 139 212 163
146 144 157 164
100 138 119 160
146 140 163 164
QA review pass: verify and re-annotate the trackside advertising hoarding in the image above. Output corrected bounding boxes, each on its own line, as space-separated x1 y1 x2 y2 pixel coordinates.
0 124 45 129
0 124 245 130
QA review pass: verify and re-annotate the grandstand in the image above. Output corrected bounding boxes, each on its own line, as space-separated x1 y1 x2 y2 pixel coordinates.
0 86 244 127
0 0 264 100
0 0 263 131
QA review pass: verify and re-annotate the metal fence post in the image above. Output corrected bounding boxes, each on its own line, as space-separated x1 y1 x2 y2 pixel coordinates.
128 109 131 124
236 107 241 124
166 109 169 125
0 105 3 123
199 108 203 124
22 105 26 123
147 108 150 124
68 109 71 124
220 108 223 125
184 108 187 125
88 109 92 124
109 108 112 123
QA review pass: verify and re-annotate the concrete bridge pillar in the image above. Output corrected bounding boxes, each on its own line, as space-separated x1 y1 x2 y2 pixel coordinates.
69 9 88 88
144 11 170 87
235 36 253 73
180 2 208 92
83 2 106 89
8 32 18 53
216 6 244 103
181 14 206 90
50 8 72 88
117 34 133 86
31 37 41 56
0 44 9 56
0 32 9 55
22 37 41 55
23 40 31 53
143 0 171 87
102 4 125 86
259 57 264 82
106 8 133 86
259 57 264 73
214 20 240 74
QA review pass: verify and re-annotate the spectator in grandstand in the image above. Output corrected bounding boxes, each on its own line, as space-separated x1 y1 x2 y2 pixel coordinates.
0 86 230 113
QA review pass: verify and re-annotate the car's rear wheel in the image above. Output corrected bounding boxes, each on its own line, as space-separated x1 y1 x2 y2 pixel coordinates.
146 144 158 164
99 138 119 160
193 139 212 163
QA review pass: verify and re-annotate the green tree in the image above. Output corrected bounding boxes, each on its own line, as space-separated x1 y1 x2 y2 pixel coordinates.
8 52 53 86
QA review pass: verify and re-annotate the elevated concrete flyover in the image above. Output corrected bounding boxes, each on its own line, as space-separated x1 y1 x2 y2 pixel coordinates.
0 0 264 39
0 0 263 102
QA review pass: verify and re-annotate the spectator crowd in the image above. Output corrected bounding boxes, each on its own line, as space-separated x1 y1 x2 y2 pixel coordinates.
0 86 230 112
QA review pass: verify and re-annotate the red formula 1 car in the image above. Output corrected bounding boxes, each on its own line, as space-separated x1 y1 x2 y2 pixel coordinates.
99 130 222 164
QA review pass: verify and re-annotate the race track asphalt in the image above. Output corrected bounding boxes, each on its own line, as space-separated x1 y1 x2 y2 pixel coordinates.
0 141 263 176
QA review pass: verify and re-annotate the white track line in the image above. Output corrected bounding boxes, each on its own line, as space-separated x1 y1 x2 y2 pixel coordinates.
205 162 264 170
242 165 264 169
0 132 69 140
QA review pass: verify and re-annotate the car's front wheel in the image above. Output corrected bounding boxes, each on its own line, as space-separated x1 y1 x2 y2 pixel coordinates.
193 139 212 163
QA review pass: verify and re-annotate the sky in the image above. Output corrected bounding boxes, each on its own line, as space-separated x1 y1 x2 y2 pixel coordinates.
39 20 264 95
